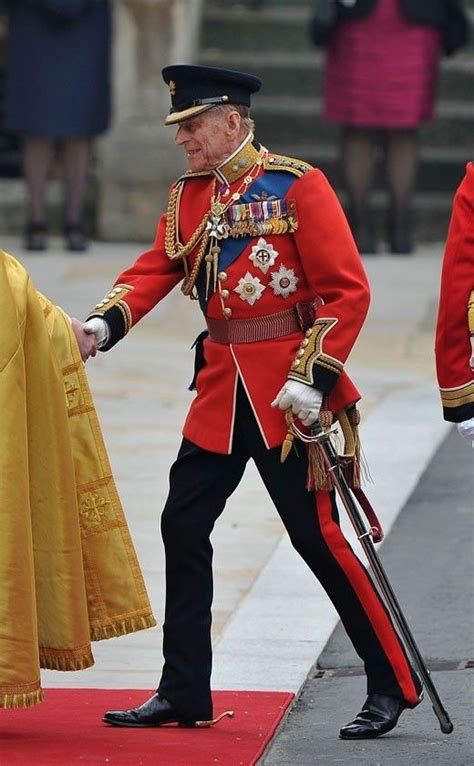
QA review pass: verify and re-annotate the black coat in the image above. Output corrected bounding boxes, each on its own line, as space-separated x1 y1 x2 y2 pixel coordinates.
2 0 111 137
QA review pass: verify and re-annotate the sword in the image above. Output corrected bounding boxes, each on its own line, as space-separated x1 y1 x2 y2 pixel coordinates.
311 422 454 735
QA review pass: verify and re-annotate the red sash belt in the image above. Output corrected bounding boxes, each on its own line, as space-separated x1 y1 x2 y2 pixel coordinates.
206 301 318 344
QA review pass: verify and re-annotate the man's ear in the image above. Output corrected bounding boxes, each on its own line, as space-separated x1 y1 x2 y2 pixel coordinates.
227 110 242 134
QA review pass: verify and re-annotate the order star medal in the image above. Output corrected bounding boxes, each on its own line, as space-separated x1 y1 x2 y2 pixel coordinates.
248 237 278 274
234 272 266 306
205 200 230 297
269 265 298 298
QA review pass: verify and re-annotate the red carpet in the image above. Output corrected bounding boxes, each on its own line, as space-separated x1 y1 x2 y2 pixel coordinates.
0 689 294 765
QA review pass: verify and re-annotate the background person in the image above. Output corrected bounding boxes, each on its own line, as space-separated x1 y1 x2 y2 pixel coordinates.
1 0 111 251
312 0 469 254
435 161 474 439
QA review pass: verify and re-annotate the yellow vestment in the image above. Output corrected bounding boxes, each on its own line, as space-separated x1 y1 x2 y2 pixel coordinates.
0 251 156 708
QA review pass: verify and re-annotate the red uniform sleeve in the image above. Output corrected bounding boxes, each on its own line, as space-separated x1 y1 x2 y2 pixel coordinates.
289 168 370 393
87 213 185 349
435 162 474 422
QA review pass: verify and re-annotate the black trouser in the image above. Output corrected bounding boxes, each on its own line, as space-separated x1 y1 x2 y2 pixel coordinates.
158 382 419 721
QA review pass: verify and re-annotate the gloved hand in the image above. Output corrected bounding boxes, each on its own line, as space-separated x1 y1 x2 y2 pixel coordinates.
271 379 323 426
83 317 109 348
457 417 474 441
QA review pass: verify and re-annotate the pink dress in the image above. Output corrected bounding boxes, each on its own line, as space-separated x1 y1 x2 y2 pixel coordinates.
324 0 442 127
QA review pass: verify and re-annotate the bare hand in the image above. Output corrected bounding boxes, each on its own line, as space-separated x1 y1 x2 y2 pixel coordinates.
71 317 98 362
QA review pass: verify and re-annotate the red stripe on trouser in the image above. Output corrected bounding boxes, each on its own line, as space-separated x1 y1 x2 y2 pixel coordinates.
318 491 419 705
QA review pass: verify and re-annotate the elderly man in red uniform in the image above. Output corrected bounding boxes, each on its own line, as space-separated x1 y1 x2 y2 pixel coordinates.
73 65 422 739
435 162 474 437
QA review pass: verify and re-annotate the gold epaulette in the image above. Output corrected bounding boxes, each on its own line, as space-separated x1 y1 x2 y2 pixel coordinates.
264 153 313 178
175 169 213 184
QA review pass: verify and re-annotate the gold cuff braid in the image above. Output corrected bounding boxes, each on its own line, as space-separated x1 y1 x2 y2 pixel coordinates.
89 284 133 333
288 317 343 385
440 381 474 410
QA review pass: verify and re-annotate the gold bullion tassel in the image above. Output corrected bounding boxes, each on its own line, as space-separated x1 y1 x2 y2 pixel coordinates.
337 407 366 489
193 710 235 728
306 409 333 491
280 409 295 463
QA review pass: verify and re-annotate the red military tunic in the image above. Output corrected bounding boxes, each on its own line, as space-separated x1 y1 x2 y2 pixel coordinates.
435 162 474 423
88 137 370 453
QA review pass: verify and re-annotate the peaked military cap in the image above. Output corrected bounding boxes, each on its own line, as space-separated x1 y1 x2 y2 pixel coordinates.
162 64 262 125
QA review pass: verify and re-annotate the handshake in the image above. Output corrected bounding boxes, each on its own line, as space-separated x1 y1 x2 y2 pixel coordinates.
71 316 109 362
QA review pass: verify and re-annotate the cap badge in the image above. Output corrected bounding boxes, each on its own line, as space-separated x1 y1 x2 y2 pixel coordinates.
234 272 266 306
269 265 298 298
249 237 278 274
169 80 176 96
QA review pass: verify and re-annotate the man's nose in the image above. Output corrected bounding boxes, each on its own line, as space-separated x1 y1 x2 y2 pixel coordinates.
175 126 187 145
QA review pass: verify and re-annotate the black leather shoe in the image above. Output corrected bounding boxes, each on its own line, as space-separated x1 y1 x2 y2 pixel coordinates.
387 210 413 255
339 693 417 739
103 693 194 728
64 222 88 252
25 222 47 251
347 209 377 255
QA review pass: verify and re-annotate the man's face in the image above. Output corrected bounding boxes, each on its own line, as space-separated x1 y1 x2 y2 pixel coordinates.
174 110 240 173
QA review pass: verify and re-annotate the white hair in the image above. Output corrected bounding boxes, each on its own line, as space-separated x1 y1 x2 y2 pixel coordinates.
211 104 255 135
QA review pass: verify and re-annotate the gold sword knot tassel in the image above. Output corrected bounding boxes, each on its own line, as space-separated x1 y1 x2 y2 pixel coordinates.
192 710 235 728
280 409 295 463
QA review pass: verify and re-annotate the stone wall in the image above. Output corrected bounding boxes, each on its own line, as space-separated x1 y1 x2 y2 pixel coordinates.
96 0 204 241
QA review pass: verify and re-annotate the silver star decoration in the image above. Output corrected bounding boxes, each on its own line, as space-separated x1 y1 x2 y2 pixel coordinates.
269 265 299 298
249 237 278 274
234 272 266 306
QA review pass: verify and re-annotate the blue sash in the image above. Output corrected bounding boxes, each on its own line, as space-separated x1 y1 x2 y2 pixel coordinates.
195 170 297 310
217 171 297 271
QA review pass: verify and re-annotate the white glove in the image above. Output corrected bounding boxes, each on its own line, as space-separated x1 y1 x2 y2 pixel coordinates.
271 379 323 426
457 417 474 441
83 317 109 348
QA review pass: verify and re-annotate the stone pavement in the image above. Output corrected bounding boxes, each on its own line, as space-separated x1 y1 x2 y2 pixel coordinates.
262 427 473 765
1 235 452 698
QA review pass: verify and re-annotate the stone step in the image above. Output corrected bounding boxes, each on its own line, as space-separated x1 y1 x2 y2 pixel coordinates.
268 143 467 194
252 95 474 147
222 0 312 6
201 6 318 53
202 5 474 54
200 47 474 103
